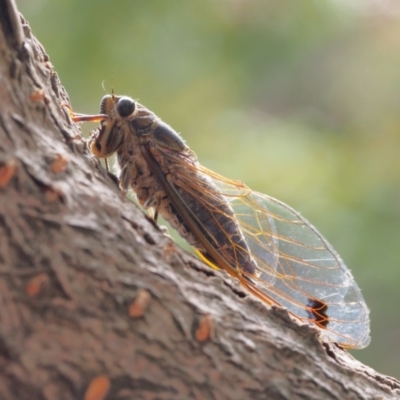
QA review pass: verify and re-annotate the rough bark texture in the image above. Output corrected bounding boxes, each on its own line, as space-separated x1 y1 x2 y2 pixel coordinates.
0 1 399 399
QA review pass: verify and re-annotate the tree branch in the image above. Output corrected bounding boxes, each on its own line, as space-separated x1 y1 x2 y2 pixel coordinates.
0 1 399 399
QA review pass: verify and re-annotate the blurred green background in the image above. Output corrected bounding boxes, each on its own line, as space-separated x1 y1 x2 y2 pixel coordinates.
17 0 400 378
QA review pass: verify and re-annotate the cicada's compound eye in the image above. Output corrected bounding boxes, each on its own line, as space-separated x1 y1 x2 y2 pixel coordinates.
117 97 136 118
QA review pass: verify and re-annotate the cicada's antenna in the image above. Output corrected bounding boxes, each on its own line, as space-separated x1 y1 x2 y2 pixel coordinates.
101 80 107 94
111 71 115 101
108 73 117 172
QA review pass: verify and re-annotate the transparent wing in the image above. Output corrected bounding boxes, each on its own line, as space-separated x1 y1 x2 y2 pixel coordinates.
226 181 369 347
195 167 370 349
156 149 370 349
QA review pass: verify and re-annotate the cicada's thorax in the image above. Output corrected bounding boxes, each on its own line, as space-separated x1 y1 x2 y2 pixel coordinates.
113 103 210 250
91 96 258 275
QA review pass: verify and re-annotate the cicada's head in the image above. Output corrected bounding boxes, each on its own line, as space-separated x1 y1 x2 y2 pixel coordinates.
88 95 137 158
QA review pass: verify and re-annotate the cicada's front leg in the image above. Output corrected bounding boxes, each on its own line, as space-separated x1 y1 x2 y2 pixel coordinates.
119 161 138 193
87 121 125 160
64 103 109 126
132 173 165 221
65 104 125 173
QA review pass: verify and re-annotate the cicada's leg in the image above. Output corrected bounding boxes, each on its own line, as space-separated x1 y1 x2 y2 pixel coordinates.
64 105 113 169
141 192 163 223
194 250 220 271
119 162 139 194
152 197 162 223
63 103 110 124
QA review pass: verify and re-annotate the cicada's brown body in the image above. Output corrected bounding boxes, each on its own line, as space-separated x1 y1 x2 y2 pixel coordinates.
71 94 370 350
87 95 258 275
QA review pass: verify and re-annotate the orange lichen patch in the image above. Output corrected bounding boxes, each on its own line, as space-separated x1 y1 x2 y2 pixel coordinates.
50 154 69 173
84 375 111 400
30 88 45 103
26 273 49 297
128 289 151 318
195 314 213 342
0 159 17 188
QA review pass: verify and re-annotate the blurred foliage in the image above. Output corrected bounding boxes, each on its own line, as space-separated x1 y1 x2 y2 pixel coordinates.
17 0 400 378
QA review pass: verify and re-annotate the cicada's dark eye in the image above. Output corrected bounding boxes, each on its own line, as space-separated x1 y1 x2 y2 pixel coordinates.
117 97 135 118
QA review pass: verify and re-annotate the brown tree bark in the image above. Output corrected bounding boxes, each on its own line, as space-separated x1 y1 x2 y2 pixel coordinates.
0 1 399 399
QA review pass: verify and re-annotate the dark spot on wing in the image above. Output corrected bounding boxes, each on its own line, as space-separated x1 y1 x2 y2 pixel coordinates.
307 298 329 328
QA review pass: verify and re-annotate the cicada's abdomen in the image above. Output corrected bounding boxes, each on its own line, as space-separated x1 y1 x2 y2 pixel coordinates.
159 172 258 275
136 123 257 275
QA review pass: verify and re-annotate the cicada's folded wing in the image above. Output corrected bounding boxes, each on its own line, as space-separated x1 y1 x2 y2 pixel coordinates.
209 174 370 349
184 166 371 349
155 148 370 349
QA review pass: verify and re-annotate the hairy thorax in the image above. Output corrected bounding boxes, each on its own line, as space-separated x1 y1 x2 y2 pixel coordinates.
115 110 203 248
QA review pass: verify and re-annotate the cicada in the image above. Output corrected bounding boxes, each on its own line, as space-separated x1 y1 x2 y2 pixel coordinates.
70 94 370 349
